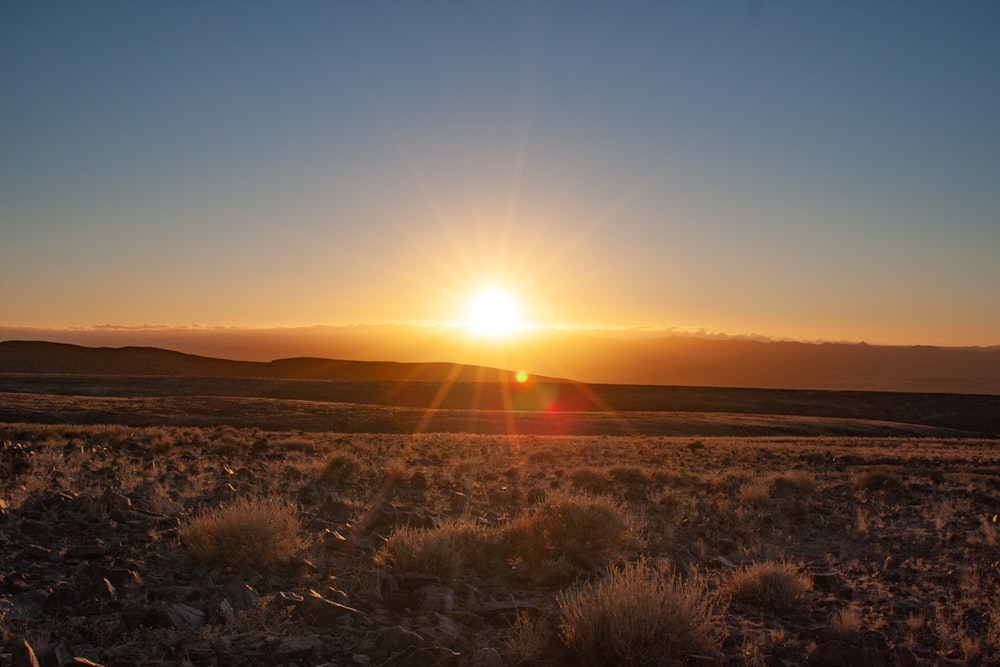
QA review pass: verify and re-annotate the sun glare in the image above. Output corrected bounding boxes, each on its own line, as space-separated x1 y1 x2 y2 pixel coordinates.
465 288 523 336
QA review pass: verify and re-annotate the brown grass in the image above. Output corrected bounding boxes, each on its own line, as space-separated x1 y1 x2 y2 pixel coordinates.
724 561 812 610
180 495 302 567
558 559 719 665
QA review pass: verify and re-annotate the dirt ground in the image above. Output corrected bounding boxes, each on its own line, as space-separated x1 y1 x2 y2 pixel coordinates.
2 423 999 666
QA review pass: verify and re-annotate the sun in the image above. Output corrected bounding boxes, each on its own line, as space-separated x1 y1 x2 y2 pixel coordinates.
465 288 523 336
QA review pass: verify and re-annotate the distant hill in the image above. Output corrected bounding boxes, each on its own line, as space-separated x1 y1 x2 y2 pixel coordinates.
0 340 549 383
3 340 999 434
2 326 998 394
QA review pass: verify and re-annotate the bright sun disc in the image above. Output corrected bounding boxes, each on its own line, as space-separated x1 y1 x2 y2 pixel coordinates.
466 288 522 336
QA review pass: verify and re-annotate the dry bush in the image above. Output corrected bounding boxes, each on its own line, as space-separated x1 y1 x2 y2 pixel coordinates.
737 478 774 506
505 490 644 567
724 561 811 610
770 471 817 496
558 559 719 666
831 603 863 636
854 468 903 492
380 524 462 577
569 466 610 492
318 453 363 484
380 520 500 577
181 496 301 567
607 466 650 486
503 612 551 666
270 437 315 452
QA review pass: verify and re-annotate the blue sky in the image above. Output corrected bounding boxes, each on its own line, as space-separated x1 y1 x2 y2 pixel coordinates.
2 1 998 345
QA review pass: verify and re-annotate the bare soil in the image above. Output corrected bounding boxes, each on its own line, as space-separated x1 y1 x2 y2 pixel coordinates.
2 421 999 666
1 373 999 666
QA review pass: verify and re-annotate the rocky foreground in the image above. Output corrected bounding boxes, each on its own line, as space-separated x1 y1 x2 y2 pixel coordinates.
1 424 999 666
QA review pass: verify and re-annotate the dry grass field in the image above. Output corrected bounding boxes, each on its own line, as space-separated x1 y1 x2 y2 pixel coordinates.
2 420 998 666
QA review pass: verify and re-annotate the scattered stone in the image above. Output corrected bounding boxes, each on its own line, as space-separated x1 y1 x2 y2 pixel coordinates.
471 647 504 667
378 625 425 654
477 600 539 620
224 582 260 611
807 640 865 666
21 544 56 560
389 646 460 666
272 636 320 661
63 544 108 560
11 640 41 667
708 555 735 569
416 584 454 613
298 589 364 625
7 590 49 621
320 493 353 520
811 571 841 592
165 602 206 629
64 658 105 667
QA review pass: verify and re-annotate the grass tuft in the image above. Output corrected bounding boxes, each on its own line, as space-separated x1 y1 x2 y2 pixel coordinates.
558 559 719 665
724 561 811 610
181 495 301 567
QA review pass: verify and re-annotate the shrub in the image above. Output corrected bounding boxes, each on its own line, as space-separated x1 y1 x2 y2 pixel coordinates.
854 468 903 492
558 559 719 665
181 496 301 567
607 466 650 486
569 467 610 493
318 453 363 484
379 520 501 577
724 561 811 610
505 490 644 568
380 524 462 577
737 478 774 506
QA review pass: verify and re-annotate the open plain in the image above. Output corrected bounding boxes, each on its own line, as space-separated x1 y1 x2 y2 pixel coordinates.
2 364 999 666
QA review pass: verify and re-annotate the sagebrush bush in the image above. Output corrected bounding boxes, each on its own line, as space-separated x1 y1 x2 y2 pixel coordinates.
380 491 642 576
558 559 719 665
505 490 644 567
181 496 301 567
319 453 363 484
724 561 811 610
380 520 502 577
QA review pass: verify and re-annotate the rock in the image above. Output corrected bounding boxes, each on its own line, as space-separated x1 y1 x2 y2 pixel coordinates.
224 582 260 611
322 528 353 553
219 597 235 622
364 501 400 533
708 555 735 569
408 471 427 489
21 544 56 561
165 602 206 629
378 625 425 654
477 600 539 620
807 640 865 666
390 646 460 666
100 489 132 512
434 612 462 640
811 571 841 592
7 590 49 621
299 589 364 625
11 640 41 667
471 647 504 667
416 585 454 613
64 659 105 667
320 493 353 520
63 544 107 560
271 636 319 661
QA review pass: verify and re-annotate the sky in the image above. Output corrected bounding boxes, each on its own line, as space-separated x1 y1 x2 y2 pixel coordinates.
2 1 999 347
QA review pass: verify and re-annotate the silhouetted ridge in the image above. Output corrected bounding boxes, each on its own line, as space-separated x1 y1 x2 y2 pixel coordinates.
0 341 543 383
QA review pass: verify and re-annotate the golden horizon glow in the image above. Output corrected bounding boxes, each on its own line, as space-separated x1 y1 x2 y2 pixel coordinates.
464 287 524 337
